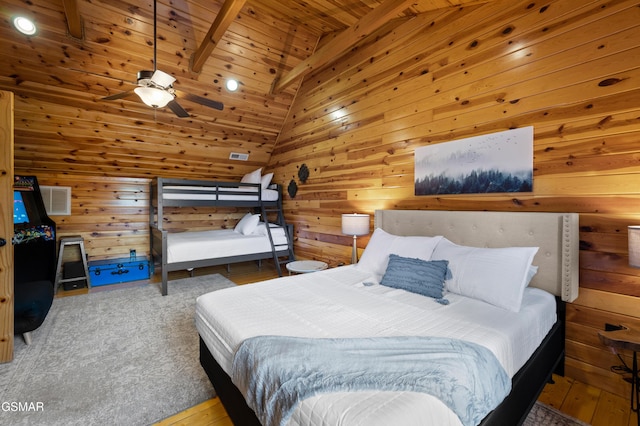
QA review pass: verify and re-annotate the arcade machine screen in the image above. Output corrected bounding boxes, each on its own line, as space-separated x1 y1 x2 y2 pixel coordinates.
14 190 30 224
13 176 55 242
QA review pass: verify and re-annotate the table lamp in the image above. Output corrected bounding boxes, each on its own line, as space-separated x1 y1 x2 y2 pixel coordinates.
629 226 640 268
342 213 370 264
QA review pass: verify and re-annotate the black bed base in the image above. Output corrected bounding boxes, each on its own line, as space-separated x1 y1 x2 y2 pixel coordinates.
200 337 262 426
479 318 564 425
199 302 566 426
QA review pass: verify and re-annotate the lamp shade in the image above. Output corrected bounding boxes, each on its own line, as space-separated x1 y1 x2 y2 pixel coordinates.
150 70 176 88
134 86 174 108
629 226 640 268
342 213 370 236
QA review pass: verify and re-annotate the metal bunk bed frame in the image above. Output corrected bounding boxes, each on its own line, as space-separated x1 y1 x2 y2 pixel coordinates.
149 177 295 295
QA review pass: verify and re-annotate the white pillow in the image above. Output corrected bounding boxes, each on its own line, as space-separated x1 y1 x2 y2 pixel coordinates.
241 168 262 184
431 238 538 312
526 265 539 286
254 223 286 237
261 172 274 190
355 228 443 282
234 213 260 235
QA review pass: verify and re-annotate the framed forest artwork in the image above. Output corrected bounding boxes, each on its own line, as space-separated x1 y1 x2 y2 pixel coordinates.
415 127 533 196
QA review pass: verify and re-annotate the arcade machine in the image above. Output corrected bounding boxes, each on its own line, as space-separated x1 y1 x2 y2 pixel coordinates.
13 175 56 343
13 175 56 283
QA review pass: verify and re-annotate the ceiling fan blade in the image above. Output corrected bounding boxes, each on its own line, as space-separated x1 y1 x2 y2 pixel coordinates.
102 90 135 101
167 100 190 118
178 91 224 111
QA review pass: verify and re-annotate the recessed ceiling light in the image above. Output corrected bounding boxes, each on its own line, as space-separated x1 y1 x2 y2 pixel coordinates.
226 79 239 92
13 16 37 36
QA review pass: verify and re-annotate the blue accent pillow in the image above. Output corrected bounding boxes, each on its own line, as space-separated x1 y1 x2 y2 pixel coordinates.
380 254 450 304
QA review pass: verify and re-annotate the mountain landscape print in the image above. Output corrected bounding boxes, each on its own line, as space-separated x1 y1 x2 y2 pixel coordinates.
415 127 533 196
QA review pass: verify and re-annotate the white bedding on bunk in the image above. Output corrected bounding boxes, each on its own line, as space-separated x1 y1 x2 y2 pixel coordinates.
167 227 288 264
195 265 557 426
162 185 279 201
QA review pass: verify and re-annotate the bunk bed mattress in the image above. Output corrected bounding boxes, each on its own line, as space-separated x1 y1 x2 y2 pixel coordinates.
167 228 288 264
162 185 279 201
195 265 557 426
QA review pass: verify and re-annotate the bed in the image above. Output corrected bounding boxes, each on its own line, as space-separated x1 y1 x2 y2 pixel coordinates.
150 171 294 296
195 209 579 425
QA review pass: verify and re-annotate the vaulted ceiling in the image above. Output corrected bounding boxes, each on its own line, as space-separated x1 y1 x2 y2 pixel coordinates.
1 0 494 178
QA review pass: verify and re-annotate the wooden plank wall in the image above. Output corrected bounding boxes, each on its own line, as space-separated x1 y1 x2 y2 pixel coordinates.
267 0 640 398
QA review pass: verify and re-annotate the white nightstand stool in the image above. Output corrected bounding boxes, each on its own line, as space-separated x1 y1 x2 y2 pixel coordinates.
286 260 328 274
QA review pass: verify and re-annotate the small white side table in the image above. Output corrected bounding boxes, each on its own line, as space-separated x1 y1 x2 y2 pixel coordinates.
286 260 328 274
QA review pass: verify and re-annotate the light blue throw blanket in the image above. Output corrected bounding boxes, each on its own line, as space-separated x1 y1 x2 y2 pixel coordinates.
231 335 511 426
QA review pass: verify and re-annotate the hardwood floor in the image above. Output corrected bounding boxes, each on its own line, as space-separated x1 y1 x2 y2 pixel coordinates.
57 261 635 426
538 375 634 426
155 372 636 426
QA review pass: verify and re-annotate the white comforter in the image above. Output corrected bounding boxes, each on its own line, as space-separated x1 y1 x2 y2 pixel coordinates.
195 265 556 426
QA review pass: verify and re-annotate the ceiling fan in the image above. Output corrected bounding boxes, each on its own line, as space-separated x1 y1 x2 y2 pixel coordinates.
101 0 223 117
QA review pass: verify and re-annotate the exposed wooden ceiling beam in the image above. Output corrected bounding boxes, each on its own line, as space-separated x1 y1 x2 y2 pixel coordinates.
190 0 247 74
62 0 83 40
271 0 417 94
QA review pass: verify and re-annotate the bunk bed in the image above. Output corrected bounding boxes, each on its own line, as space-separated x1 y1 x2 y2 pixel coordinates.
195 209 579 426
149 174 294 296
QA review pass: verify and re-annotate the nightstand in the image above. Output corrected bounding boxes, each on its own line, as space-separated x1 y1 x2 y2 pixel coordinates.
599 325 640 426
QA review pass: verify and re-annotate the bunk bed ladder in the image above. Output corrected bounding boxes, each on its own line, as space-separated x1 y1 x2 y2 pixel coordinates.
261 203 295 276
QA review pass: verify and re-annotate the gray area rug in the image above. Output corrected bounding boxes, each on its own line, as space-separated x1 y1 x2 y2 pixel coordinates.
0 274 236 426
525 401 591 426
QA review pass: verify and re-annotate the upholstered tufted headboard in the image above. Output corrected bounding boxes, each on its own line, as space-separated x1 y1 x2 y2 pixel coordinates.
374 210 579 302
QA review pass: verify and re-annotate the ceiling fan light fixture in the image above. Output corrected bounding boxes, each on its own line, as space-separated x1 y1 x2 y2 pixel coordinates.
134 86 174 108
100 0 222 116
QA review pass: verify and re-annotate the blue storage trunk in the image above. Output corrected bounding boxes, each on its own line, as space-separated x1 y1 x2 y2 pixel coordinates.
88 257 150 286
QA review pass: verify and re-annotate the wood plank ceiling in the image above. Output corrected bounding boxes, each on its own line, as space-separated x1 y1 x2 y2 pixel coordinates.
0 0 494 178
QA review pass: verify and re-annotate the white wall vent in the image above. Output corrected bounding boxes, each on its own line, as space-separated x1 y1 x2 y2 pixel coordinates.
40 186 72 215
229 152 249 161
